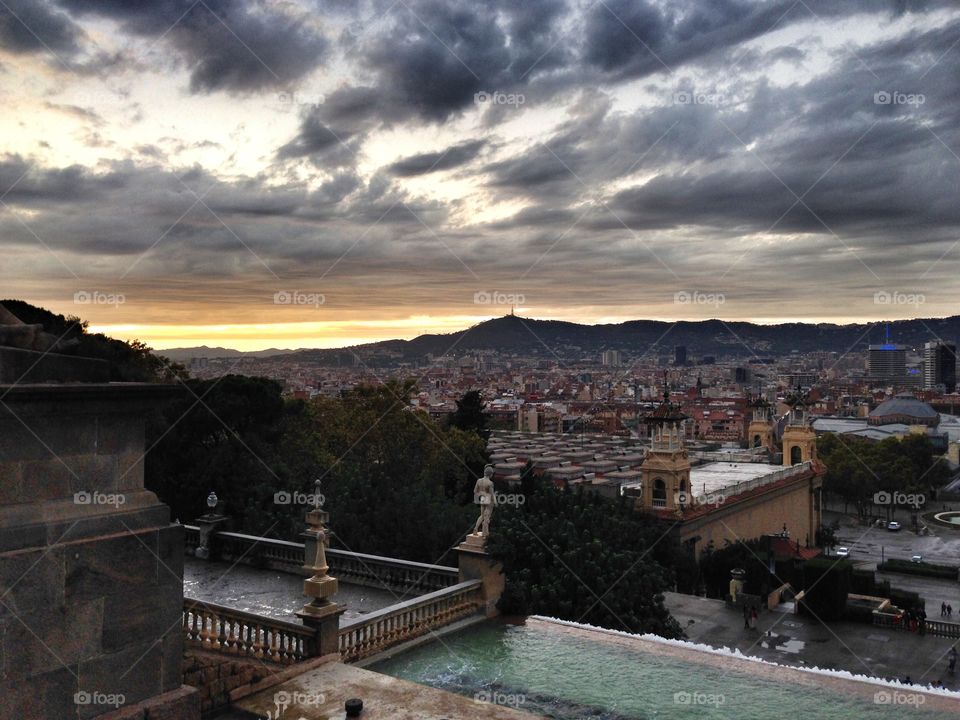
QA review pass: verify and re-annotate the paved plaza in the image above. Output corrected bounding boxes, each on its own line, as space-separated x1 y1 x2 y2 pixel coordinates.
664 592 960 689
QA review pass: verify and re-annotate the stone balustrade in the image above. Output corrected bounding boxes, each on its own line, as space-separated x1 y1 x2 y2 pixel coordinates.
338 580 485 663
182 525 459 594
873 610 960 638
183 598 317 664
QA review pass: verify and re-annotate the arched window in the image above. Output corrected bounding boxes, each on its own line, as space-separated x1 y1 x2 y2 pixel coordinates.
653 478 667 507
790 446 802 465
753 434 762 447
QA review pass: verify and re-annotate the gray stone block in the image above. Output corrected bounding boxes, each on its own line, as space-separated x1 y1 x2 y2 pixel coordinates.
0 664 79 720
78 640 164 716
102 585 181 653
65 530 160 603
2 599 103 677
0 544 64 620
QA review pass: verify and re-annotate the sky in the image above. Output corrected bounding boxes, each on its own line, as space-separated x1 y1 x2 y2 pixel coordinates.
1 0 959 351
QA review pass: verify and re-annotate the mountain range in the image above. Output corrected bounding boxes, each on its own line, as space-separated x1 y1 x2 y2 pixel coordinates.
160 315 960 364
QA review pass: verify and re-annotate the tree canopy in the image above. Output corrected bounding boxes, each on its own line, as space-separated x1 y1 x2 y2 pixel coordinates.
487 484 688 639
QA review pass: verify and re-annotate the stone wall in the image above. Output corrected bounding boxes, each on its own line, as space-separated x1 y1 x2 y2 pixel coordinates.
0 383 199 720
183 650 269 714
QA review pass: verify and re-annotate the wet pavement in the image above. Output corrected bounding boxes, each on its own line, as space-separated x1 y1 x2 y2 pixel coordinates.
183 557 402 621
665 592 960 689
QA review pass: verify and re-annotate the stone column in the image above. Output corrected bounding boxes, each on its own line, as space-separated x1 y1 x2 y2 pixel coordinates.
456 533 505 618
296 507 344 657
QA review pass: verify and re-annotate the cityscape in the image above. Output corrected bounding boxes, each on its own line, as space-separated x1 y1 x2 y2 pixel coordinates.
3 1 960 719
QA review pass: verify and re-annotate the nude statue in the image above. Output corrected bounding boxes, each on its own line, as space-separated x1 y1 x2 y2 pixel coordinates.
472 465 496 536
0 304 77 352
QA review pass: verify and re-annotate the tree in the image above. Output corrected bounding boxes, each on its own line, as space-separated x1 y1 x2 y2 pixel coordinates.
487 485 685 639
450 390 489 439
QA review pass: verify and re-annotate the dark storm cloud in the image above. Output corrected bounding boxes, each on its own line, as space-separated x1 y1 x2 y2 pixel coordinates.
55 0 327 93
0 0 80 55
387 139 485 176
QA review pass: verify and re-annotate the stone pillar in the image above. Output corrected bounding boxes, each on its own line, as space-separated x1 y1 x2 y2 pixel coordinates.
194 495 229 560
0 380 200 720
296 507 344 657
456 533 505 618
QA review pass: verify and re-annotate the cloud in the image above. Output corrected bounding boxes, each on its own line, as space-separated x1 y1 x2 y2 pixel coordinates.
0 0 80 56
55 0 328 94
387 139 485 176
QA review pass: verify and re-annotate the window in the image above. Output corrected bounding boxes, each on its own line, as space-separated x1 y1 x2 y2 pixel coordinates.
790 446 802 464
653 478 667 507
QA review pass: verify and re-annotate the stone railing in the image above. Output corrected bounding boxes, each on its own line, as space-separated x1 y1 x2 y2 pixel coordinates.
873 611 960 638
183 526 459 594
183 598 317 664
338 579 485 663
710 461 814 500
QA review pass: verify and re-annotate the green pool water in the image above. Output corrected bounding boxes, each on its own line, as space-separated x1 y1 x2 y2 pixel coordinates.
370 620 950 719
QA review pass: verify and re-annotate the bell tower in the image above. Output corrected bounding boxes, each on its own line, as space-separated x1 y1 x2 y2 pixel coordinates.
747 391 776 453
782 385 817 466
639 376 691 513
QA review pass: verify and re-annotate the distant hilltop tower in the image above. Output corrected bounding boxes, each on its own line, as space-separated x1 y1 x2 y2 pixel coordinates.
782 385 817 466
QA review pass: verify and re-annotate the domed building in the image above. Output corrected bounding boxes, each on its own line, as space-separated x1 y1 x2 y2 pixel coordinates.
868 393 940 427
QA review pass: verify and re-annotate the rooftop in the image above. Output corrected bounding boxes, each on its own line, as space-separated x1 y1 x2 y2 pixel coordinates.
688 461 780 496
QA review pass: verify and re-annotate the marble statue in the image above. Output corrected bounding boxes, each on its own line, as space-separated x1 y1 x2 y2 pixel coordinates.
0 304 77 352
472 465 496 536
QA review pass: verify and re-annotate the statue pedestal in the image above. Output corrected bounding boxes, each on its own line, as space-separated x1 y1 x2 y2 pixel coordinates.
297 601 345 657
456 533 505 618
194 513 229 559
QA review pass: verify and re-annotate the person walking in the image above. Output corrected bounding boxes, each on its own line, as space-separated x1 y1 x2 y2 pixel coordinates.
750 606 758 630
948 604 953 617
942 602 947 617
948 647 957 676
743 604 750 629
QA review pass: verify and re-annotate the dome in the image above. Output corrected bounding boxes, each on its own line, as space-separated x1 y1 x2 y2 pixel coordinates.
868 394 939 426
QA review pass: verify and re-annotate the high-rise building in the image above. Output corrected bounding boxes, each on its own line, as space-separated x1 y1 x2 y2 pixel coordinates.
868 343 907 380
602 349 623 367
924 340 957 392
674 345 687 366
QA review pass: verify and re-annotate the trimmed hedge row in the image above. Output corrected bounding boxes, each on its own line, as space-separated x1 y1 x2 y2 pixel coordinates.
878 559 958 580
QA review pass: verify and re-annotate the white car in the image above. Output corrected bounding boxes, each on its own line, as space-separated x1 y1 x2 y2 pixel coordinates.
911 554 923 564
836 547 850 557
887 521 902 532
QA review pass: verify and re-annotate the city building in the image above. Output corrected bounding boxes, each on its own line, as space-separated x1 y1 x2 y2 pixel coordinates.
924 340 957 392
602 349 624 367
674 345 687 366
868 343 907 380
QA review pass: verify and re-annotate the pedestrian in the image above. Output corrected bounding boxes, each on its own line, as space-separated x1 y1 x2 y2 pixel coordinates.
949 604 954 617
942 602 947 617
904 675 912 685
750 606 758 630
743 604 750 629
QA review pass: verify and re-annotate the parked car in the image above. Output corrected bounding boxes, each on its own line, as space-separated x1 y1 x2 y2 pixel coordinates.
911 554 923 563
887 521 902 532
836 547 850 557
